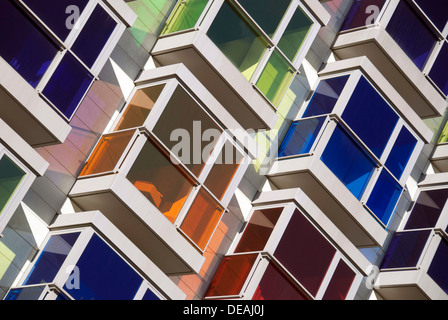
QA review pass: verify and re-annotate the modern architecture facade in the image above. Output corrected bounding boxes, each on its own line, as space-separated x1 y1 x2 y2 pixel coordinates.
0 0 447 300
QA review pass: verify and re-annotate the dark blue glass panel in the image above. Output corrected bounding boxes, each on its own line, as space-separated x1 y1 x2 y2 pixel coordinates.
24 233 80 285
71 5 117 68
405 189 448 230
386 0 437 70
321 125 376 199
428 238 448 294
341 0 386 31
42 53 94 119
341 76 398 158
429 43 448 96
414 0 448 32
4 286 46 300
141 289 160 300
22 0 89 41
278 117 326 157
303 75 349 117
366 170 402 226
380 230 430 269
63 233 142 300
0 0 59 88
385 127 417 179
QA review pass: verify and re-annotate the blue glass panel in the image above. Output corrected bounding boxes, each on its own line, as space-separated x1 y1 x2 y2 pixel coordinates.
42 53 94 119
24 233 80 285
0 0 59 88
341 0 386 31
385 127 417 179
366 170 402 226
303 75 349 117
380 230 431 269
278 117 326 157
71 5 117 68
22 0 89 41
63 233 142 300
321 125 376 199
428 238 448 294
386 0 437 70
429 43 448 96
141 289 160 300
4 286 46 300
414 0 448 32
341 76 398 158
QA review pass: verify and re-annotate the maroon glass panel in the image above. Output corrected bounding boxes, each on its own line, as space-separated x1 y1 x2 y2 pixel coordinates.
405 189 448 230
322 260 356 300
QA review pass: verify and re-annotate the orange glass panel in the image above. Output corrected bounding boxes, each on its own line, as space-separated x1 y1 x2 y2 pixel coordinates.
180 188 224 250
80 130 135 176
204 142 244 200
205 253 258 297
235 207 283 253
115 84 165 131
126 138 195 223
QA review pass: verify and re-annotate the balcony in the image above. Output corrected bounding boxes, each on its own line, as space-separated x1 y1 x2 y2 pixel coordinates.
204 188 370 300
151 0 331 130
5 210 186 300
333 0 448 119
267 60 432 247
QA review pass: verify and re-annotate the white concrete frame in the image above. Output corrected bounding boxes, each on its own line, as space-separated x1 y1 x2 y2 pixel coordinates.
0 118 49 236
332 0 448 119
9 210 186 300
204 188 371 300
12 0 137 122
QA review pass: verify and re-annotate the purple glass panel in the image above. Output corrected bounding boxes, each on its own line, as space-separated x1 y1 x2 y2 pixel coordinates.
428 238 448 294
405 189 448 230
429 43 448 96
414 0 448 32
380 230 431 269
386 0 438 70
340 0 386 31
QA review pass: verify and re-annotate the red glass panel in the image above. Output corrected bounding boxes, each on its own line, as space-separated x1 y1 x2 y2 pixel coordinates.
322 260 356 300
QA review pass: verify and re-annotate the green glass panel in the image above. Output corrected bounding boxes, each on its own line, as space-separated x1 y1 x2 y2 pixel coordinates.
0 155 25 214
161 0 208 35
278 6 313 62
256 50 294 106
207 1 268 80
438 120 448 144
238 0 292 38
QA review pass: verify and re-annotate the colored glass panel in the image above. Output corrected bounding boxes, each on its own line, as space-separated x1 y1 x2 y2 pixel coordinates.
0 155 25 214
322 260 356 300
115 85 165 131
205 253 258 297
366 170 402 226
152 86 222 177
414 0 448 32
0 0 59 88
24 233 80 285
302 75 349 117
22 0 89 41
429 42 448 96
180 188 224 250
141 289 160 300
71 5 117 68
161 0 208 35
340 0 386 31
204 142 244 200
386 0 437 70
278 116 326 157
127 138 195 223
42 52 94 119
235 207 283 253
64 233 142 300
252 262 310 300
5 286 47 300
256 49 295 107
207 1 268 80
405 189 448 230
341 76 398 158
80 130 135 176
274 209 336 296
427 238 448 294
380 230 431 269
385 127 417 180
238 0 291 38
277 6 313 62
321 125 376 199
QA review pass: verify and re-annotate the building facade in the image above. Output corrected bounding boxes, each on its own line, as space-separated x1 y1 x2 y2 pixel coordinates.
0 0 447 300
